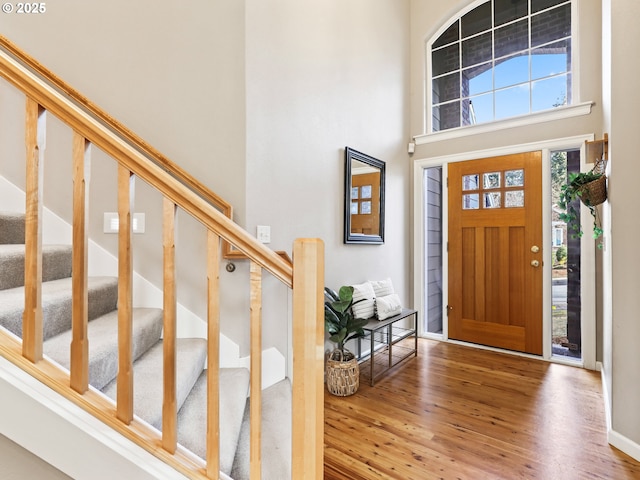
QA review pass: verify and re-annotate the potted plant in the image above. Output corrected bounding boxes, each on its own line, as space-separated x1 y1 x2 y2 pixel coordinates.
324 286 369 396
558 170 606 246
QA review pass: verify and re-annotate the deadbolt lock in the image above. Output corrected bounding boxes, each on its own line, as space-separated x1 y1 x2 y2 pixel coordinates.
531 260 540 267
531 245 540 253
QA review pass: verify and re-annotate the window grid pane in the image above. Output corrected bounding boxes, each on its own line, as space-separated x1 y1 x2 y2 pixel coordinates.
428 0 573 132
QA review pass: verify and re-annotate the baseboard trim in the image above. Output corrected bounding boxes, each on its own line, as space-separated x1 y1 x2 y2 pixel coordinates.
599 361 640 462
609 429 640 462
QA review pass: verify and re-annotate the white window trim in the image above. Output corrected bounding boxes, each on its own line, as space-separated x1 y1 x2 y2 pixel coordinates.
415 101 593 145
423 0 580 138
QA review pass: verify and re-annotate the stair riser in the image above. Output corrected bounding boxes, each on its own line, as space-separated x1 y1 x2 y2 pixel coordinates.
0 245 73 290
102 338 208 431
0 212 26 244
44 308 164 391
0 277 118 341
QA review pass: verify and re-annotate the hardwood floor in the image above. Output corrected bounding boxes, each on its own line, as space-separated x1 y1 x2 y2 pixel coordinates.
324 339 640 479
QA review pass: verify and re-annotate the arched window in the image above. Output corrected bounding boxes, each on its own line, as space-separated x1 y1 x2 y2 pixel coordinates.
428 0 572 132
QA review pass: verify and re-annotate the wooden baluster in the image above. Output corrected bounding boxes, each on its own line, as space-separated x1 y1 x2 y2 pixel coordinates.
292 239 325 479
117 165 134 424
206 230 221 478
249 261 262 479
70 132 91 393
23 98 46 363
162 197 177 453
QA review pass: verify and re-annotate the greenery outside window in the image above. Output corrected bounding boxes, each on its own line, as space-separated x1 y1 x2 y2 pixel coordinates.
429 0 572 132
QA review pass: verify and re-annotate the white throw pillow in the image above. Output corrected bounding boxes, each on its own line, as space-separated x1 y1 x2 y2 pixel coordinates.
350 282 376 319
368 278 394 298
376 293 402 320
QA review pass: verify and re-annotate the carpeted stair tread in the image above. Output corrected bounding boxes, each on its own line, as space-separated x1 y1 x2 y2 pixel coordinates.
230 378 292 480
0 212 25 244
0 244 73 290
44 308 164 391
0 276 118 341
176 368 250 475
101 338 208 431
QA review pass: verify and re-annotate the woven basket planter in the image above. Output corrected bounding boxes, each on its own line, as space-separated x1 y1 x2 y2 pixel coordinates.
577 174 607 207
326 349 359 396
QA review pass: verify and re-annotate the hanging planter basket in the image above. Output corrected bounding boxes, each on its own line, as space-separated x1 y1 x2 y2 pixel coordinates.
576 174 607 206
576 160 607 207
326 348 359 396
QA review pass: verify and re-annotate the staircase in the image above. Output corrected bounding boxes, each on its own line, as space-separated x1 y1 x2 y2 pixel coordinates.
0 211 291 479
0 34 324 479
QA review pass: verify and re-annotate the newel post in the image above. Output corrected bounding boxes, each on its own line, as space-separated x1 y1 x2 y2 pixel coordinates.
291 238 324 479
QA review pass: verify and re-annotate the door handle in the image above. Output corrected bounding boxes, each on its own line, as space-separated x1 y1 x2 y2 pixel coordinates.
531 245 540 253
531 260 540 267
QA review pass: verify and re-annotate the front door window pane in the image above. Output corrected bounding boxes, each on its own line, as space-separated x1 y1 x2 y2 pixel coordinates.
463 193 480 209
463 174 479 191
484 192 501 208
505 190 525 207
505 169 525 187
483 172 501 189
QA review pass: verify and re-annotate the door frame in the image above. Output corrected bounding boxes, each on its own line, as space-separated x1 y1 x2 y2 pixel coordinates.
412 134 597 370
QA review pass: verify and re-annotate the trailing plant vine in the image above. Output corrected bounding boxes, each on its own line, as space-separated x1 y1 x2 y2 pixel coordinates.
558 171 604 247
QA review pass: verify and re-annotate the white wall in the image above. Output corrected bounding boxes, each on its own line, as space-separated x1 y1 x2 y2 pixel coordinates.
604 0 640 457
244 0 412 356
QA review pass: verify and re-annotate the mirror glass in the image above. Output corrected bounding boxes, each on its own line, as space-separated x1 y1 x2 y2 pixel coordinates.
344 147 385 244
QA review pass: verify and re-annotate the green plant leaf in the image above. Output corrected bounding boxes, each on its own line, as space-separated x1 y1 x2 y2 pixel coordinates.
338 286 354 302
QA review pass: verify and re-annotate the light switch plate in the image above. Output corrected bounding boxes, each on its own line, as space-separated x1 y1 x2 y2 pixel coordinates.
257 225 271 243
103 212 146 234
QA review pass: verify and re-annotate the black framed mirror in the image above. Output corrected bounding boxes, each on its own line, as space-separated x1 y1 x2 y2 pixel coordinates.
344 147 385 244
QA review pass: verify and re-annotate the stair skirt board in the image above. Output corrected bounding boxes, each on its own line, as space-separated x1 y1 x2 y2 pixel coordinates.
0 355 194 480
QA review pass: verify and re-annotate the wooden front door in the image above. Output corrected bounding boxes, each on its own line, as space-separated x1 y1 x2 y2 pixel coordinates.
448 152 543 355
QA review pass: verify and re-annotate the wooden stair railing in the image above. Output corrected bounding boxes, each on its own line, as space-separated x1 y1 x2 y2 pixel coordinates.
0 36 324 479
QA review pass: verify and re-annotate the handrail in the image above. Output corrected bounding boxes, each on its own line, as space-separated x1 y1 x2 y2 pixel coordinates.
0 36 293 287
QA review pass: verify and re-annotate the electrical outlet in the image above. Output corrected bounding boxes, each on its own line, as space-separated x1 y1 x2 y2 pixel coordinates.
257 225 271 243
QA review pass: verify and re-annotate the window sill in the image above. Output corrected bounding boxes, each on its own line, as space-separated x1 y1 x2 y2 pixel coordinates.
414 101 594 145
